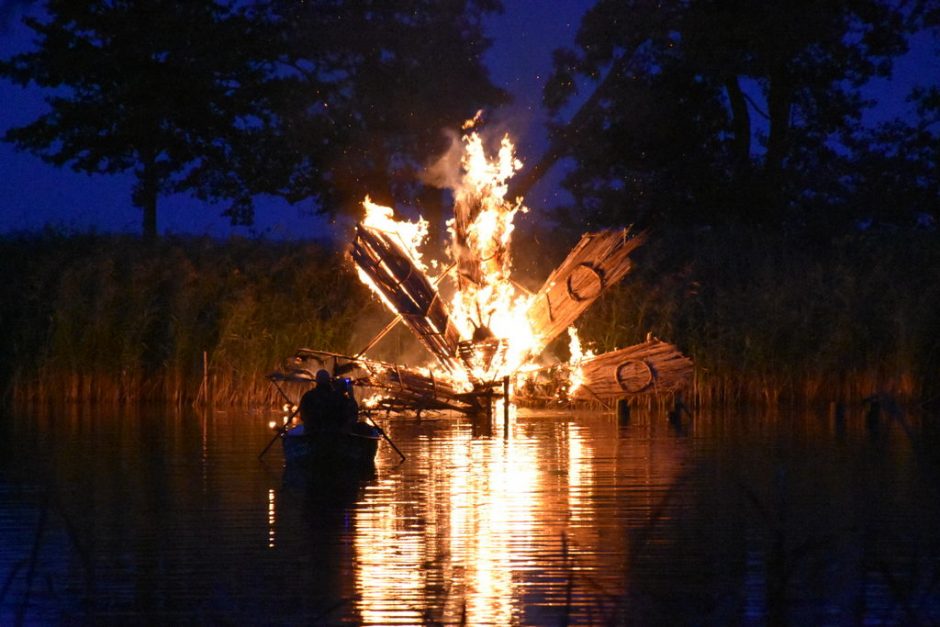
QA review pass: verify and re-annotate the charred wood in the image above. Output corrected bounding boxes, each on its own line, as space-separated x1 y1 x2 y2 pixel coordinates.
290 349 480 415
352 224 462 373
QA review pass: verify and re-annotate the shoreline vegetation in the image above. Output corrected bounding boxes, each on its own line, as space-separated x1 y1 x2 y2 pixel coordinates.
2 228 937 411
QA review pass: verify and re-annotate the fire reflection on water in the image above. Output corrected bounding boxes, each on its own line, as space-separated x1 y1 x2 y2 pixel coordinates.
351 415 609 625
267 488 276 549
4 407 933 624
567 424 587 527
456 437 537 624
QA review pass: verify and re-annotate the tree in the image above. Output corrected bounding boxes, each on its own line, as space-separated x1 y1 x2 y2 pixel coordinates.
544 0 930 232
842 86 939 230
1 1 268 239
2 1 507 239
239 0 507 234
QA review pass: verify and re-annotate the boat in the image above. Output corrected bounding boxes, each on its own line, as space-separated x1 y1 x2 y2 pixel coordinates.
281 421 382 468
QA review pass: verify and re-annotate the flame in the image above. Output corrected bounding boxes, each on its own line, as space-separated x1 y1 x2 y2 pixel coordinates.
359 393 384 409
447 132 535 380
462 109 485 130
355 129 584 398
361 196 430 272
355 196 432 317
566 327 595 396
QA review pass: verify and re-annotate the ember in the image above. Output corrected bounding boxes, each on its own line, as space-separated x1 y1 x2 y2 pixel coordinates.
286 129 692 415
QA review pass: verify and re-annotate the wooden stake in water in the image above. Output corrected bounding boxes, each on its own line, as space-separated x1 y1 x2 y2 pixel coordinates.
503 376 510 440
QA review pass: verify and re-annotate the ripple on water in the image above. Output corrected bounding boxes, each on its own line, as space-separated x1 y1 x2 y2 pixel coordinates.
1 406 938 624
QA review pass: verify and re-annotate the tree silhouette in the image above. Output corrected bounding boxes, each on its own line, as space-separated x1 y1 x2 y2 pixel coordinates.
544 0 934 233
842 85 939 230
1 0 507 239
238 0 507 234
1 1 269 239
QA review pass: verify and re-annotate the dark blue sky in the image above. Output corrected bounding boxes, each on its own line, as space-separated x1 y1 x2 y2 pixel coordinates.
0 1 934 239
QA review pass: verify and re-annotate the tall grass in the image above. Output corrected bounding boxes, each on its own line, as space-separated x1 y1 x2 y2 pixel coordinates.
575 225 940 407
1 231 370 406
2 225 938 408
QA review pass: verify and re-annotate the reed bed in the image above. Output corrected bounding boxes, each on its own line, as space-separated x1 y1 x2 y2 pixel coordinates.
574 225 940 409
1 231 371 406
2 225 938 409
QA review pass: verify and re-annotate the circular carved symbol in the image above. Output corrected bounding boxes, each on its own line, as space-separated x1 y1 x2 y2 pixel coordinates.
566 263 605 302
615 359 654 393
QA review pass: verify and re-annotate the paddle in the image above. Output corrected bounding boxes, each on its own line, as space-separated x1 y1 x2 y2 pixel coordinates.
258 405 300 460
363 411 406 463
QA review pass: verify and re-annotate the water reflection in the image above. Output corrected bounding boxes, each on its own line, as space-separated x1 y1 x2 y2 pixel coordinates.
267 488 276 549
1 405 938 624
348 414 688 625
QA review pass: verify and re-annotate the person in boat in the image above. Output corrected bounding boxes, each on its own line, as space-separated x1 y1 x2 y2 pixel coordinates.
333 377 361 431
300 369 343 432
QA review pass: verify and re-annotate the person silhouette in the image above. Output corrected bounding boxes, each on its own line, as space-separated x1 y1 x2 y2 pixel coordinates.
299 369 342 432
335 377 360 431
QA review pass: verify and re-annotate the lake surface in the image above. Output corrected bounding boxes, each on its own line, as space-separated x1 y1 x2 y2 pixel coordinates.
1 403 939 625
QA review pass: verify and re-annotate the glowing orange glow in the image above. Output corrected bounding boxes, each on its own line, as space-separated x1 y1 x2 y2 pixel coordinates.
361 195 430 272
447 132 534 378
462 109 484 130
355 129 592 398
566 326 595 396
354 426 540 624
266 488 276 549
347 416 634 624
355 487 426 624
359 393 384 409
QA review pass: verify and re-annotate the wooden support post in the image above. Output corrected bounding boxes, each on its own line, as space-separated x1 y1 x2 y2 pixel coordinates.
503 376 510 440
616 398 630 426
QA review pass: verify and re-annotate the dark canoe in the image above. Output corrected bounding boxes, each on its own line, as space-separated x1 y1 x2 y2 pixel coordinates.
281 423 381 468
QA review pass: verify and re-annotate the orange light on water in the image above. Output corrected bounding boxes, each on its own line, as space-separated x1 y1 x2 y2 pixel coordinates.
267 488 276 549
353 429 548 625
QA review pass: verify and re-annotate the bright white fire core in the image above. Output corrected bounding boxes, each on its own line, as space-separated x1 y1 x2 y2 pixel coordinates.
358 130 586 390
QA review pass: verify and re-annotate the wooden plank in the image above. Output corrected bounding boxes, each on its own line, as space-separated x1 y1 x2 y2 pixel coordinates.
291 349 480 413
526 228 645 352
571 339 693 400
352 224 462 373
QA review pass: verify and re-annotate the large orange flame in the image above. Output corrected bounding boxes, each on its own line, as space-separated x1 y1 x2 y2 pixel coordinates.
356 130 586 391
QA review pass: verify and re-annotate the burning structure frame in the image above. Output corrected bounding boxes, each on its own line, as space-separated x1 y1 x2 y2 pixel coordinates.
269 131 692 417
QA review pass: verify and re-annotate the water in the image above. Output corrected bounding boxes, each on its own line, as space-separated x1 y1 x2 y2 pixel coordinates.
1 404 939 624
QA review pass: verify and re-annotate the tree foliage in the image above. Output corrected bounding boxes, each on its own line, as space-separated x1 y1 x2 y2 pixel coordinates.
0 1 268 238
1 0 506 238
545 0 938 234
235 0 507 227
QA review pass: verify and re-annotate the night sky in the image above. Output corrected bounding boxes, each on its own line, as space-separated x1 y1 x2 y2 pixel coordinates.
0 1 934 239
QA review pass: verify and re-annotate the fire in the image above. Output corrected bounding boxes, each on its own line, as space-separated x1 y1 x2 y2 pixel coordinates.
361 196 430 272
359 393 385 409
280 125 690 419
354 129 577 394
445 132 537 380
566 326 595 396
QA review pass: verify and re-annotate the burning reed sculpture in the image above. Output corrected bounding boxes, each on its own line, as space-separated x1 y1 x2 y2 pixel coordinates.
279 130 692 415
